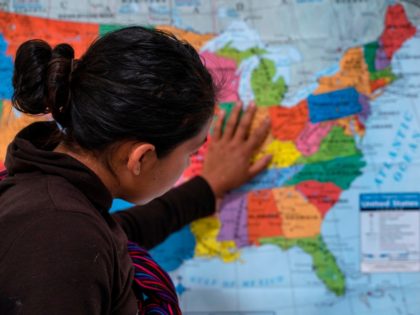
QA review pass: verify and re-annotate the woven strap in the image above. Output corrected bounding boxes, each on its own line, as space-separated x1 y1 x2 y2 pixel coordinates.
128 241 182 314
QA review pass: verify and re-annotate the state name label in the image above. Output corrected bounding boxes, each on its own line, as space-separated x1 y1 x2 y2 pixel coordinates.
360 193 420 272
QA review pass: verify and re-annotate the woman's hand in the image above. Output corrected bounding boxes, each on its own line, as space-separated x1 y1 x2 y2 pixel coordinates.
201 103 272 199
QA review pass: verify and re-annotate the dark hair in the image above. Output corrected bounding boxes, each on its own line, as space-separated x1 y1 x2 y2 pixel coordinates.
12 26 216 160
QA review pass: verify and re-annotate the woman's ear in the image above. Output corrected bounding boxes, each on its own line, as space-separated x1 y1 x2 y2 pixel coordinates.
127 143 156 176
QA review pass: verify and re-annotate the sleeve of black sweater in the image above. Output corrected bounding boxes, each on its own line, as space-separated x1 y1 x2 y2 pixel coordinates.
112 176 216 249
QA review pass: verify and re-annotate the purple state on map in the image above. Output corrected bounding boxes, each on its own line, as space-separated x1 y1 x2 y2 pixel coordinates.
217 191 249 248
375 43 391 70
358 93 372 123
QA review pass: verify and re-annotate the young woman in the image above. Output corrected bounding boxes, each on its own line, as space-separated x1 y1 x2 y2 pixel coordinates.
0 27 271 314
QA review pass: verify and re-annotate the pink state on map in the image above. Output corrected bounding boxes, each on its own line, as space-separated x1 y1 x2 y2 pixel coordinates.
200 51 240 103
296 121 334 156
217 191 249 248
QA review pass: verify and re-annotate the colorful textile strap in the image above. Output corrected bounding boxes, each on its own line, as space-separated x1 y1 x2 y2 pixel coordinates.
128 241 182 315
0 169 182 314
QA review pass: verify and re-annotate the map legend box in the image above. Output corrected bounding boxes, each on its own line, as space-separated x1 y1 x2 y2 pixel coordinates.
360 193 420 272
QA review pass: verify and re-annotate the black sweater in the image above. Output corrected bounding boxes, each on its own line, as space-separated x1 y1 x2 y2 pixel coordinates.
0 121 215 315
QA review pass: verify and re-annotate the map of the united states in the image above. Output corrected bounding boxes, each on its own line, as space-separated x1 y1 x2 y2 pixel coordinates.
0 2 416 299
171 3 416 297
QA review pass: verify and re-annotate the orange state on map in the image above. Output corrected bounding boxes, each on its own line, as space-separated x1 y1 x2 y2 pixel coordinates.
245 105 277 154
250 105 269 133
295 181 342 218
0 11 99 58
335 115 366 137
315 47 371 96
249 105 277 148
272 187 322 239
268 100 308 141
0 101 46 162
156 25 214 50
247 190 283 245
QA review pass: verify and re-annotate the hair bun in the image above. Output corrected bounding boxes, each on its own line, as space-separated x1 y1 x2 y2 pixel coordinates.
12 40 75 127
52 43 74 59
12 39 53 115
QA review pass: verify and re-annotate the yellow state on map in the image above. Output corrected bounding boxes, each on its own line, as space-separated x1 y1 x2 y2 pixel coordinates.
255 139 301 168
272 187 322 239
190 216 240 262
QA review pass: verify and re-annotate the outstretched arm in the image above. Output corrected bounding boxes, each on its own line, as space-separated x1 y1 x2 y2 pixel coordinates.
113 104 271 249
112 176 215 249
